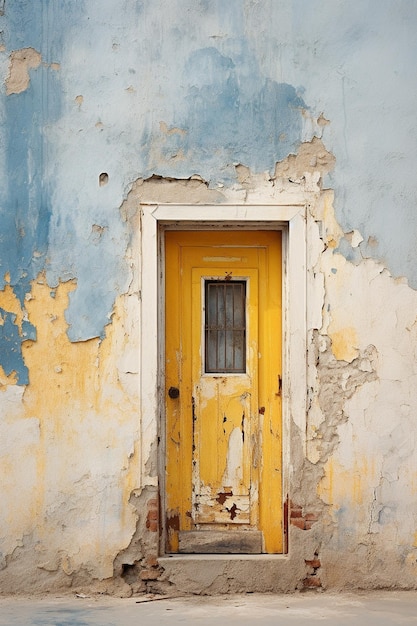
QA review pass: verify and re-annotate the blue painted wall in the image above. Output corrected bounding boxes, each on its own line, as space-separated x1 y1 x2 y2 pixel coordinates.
0 0 416 382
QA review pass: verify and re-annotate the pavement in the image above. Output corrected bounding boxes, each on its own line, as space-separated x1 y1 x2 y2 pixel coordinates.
0 591 416 625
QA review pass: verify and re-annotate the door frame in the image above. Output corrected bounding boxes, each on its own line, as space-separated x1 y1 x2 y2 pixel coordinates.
139 203 307 555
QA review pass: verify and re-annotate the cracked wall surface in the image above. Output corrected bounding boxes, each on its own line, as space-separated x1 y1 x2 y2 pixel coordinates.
0 0 417 595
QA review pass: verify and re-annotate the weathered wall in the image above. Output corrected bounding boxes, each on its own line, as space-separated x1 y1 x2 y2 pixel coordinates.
0 0 417 594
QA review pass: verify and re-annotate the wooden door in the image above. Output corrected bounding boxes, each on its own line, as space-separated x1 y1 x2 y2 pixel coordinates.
165 231 282 554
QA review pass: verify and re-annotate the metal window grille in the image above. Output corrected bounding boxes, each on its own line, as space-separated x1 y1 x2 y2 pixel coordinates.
204 280 246 373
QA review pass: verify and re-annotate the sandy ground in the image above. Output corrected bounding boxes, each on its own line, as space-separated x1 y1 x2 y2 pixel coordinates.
0 591 416 625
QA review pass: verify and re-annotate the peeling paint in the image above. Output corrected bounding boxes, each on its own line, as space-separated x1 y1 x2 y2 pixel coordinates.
0 0 417 597
222 427 244 491
274 137 335 182
5 47 41 95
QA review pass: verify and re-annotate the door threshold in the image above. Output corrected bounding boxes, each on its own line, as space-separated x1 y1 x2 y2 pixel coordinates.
158 553 290 594
178 530 263 554
159 554 287 561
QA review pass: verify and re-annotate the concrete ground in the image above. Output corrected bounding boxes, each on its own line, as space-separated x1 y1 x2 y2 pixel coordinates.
0 592 416 626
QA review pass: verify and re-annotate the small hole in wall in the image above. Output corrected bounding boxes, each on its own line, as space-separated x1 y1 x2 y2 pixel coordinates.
99 172 109 186
121 563 138 583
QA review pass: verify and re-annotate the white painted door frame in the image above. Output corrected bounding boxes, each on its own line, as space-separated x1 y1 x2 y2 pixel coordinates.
139 203 307 551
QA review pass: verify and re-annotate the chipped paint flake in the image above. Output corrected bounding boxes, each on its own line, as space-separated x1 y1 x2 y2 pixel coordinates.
222 426 244 490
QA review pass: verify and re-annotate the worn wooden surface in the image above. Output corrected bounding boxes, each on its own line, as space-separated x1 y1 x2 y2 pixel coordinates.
165 231 282 553
178 530 263 554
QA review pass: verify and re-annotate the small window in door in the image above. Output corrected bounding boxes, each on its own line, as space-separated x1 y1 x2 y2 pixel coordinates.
204 280 246 373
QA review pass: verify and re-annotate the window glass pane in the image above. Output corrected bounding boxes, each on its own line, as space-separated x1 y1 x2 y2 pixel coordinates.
205 281 246 373
206 329 217 371
225 329 234 369
232 283 244 326
225 286 234 328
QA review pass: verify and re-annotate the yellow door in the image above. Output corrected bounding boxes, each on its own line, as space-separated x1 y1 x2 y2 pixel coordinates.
165 231 282 554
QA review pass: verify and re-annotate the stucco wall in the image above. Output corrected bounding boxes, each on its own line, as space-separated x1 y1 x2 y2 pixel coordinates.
0 0 416 594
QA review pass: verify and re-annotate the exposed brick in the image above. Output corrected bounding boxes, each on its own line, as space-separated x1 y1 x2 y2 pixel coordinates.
291 517 306 530
303 576 321 588
290 502 303 517
146 555 159 568
305 558 321 569
140 569 160 581
289 502 319 531
146 499 159 532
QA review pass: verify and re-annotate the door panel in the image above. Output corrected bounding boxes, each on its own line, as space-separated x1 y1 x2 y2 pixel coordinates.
165 231 282 554
192 268 258 527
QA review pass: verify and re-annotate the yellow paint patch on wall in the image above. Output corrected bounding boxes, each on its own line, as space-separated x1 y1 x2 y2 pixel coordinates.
0 365 18 386
22 278 101 418
329 326 359 362
318 456 376 511
0 284 24 328
22 280 140 449
318 458 334 505
410 471 417 496
322 190 344 248
0 274 141 577
352 458 375 506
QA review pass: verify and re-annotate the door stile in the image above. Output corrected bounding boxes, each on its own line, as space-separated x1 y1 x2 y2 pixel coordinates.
258 240 283 553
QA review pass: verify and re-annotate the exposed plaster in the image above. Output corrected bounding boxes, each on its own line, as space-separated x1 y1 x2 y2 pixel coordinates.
307 335 378 467
300 163 417 590
120 175 226 219
2 132 417 594
0 276 141 593
159 121 187 137
273 137 335 183
5 47 41 95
